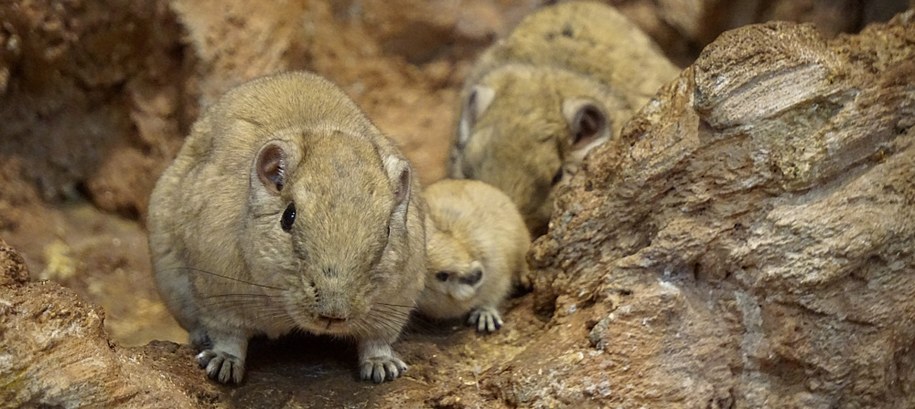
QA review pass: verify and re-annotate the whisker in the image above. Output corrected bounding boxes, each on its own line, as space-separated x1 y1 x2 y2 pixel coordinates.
199 293 280 300
161 267 285 291
364 310 410 335
375 302 415 309
195 295 283 309
372 306 413 318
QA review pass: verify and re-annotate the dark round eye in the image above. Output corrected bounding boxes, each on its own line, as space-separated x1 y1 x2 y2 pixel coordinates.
435 271 449 282
281 202 296 232
551 168 564 186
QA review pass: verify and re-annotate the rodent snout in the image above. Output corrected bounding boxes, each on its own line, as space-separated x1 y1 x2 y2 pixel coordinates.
317 312 348 332
311 285 354 323
318 314 347 323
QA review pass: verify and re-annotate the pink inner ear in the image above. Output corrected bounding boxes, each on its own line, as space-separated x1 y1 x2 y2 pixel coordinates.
572 104 607 149
467 89 478 122
393 166 411 205
257 144 287 193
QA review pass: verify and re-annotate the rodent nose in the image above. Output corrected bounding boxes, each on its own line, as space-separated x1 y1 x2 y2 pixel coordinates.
461 268 484 286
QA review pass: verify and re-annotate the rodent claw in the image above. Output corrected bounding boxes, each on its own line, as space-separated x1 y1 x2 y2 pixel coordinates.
195 350 216 368
198 349 245 384
360 357 407 383
468 306 503 333
383 361 399 380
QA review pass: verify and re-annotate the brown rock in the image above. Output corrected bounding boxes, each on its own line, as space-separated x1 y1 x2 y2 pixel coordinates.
523 11 915 408
0 0 188 219
604 0 911 66
0 240 221 408
0 237 29 286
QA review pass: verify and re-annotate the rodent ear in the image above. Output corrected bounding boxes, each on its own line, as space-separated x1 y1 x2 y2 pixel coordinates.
457 85 495 147
383 155 412 208
562 98 611 152
256 143 288 194
470 260 484 276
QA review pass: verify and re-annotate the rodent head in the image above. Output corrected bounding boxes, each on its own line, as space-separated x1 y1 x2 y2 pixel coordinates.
449 65 615 235
242 129 414 336
425 228 485 302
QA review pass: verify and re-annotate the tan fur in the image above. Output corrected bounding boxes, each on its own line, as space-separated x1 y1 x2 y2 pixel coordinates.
449 1 680 235
147 71 426 384
417 179 530 332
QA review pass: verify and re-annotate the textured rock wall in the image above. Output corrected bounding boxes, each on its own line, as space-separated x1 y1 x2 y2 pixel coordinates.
0 0 187 218
606 0 913 66
524 11 915 408
0 238 221 408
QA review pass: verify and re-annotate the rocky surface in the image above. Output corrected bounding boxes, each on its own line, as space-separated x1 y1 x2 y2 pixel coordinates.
1 1 914 408
0 238 221 408
525 11 915 408
609 0 913 66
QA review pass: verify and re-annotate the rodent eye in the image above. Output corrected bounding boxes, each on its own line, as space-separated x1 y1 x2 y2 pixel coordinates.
281 202 296 232
434 271 449 282
551 168 564 186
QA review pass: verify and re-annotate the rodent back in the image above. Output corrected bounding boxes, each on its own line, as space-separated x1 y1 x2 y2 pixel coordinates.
462 1 678 107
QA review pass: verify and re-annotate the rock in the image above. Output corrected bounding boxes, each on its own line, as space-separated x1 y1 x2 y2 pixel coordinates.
0 237 221 408
0 237 29 286
609 0 911 66
521 11 915 408
0 0 187 219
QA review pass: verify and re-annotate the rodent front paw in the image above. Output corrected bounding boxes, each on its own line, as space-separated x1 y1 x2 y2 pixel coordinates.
196 349 245 384
359 356 408 383
468 306 503 332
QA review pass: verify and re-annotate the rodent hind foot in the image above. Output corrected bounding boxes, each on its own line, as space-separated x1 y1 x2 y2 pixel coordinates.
197 349 246 384
359 356 408 383
468 306 503 332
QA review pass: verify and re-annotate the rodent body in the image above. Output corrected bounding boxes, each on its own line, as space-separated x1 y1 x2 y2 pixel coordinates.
147 71 426 384
417 179 530 332
449 1 680 235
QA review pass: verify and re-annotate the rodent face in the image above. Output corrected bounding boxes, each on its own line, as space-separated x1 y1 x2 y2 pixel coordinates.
450 66 614 235
242 129 413 337
425 234 484 303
